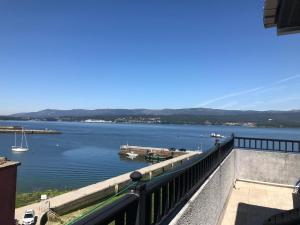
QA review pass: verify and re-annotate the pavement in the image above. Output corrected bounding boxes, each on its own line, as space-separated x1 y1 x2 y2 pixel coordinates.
221 180 295 225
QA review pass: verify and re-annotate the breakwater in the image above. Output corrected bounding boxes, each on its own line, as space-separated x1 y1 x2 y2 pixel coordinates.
0 126 61 134
119 145 191 157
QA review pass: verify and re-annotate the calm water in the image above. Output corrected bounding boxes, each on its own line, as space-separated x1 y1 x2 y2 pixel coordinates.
0 121 299 193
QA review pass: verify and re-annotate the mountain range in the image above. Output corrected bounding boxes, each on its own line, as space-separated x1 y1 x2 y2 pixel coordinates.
10 108 300 118
5 108 300 128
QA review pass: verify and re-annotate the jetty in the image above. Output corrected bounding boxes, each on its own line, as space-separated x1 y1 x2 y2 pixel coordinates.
0 126 61 134
119 145 195 158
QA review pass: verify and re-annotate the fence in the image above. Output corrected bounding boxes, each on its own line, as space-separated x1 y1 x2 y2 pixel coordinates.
235 136 300 152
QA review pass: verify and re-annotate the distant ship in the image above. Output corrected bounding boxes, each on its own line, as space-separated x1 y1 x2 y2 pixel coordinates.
11 128 29 152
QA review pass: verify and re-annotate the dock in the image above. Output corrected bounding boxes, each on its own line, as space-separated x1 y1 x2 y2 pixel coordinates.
119 145 196 158
0 126 61 134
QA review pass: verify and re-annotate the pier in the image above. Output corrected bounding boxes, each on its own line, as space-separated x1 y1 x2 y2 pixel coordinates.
0 126 61 134
119 145 195 158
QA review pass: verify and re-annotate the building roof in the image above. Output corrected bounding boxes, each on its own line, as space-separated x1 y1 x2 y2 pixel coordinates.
0 157 20 169
264 0 300 35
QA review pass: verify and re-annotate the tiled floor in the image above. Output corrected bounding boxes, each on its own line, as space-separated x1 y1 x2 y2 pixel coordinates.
221 181 295 225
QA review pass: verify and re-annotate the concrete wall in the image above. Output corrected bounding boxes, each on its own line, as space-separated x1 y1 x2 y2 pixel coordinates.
170 150 236 225
236 149 300 186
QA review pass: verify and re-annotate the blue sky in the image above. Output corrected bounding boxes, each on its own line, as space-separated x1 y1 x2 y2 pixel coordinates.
0 0 300 115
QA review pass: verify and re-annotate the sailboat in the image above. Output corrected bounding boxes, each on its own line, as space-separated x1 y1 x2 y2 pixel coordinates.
11 128 29 152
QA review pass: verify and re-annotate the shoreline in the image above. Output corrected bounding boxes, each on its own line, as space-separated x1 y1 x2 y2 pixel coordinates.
1 119 300 129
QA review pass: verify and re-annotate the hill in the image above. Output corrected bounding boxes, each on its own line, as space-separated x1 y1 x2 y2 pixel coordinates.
11 108 270 118
7 108 300 128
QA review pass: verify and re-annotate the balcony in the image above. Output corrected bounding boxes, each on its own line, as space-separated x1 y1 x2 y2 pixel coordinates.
221 181 295 225
61 136 300 225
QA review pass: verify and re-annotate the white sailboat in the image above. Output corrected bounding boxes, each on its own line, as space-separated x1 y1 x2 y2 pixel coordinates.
11 128 29 152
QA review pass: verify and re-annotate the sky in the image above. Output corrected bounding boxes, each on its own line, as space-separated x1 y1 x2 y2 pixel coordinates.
0 0 300 115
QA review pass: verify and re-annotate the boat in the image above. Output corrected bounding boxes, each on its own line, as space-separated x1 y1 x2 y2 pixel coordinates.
211 133 225 138
126 151 138 158
144 152 172 162
11 128 29 152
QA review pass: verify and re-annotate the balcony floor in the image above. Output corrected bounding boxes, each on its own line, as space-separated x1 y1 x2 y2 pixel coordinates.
221 180 295 225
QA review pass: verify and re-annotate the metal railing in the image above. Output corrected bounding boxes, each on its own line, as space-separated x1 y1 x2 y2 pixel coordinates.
72 137 235 225
235 136 300 152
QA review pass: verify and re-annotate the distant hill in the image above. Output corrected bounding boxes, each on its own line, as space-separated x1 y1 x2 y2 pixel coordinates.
11 108 267 118
8 108 300 128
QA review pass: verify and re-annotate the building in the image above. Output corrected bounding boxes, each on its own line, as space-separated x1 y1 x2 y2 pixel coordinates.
264 0 300 35
0 157 20 225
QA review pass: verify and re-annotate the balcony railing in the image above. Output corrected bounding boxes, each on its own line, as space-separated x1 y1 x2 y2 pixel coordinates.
72 136 235 225
234 136 300 152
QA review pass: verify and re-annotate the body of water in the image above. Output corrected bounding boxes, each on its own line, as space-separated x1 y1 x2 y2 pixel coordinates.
0 121 299 193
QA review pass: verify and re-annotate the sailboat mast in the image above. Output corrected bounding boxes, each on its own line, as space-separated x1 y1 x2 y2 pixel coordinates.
21 128 24 148
24 130 28 149
14 132 17 146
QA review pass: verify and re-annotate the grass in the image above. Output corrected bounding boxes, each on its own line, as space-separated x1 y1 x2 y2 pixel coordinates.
16 189 70 208
15 188 124 225
47 194 125 225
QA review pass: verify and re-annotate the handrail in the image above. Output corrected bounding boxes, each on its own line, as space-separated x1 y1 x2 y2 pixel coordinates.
234 136 300 152
141 137 234 225
72 194 139 225
72 136 235 225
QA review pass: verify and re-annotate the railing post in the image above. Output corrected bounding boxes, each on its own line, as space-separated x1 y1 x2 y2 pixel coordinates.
215 140 221 163
135 184 147 225
285 141 287 152
130 171 146 225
